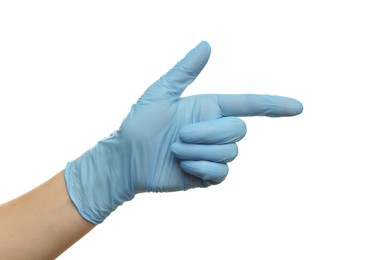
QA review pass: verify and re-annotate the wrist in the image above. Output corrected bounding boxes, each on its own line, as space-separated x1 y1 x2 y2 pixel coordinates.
65 135 135 224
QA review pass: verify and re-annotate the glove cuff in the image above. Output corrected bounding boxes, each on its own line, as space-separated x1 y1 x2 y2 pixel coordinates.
64 138 135 224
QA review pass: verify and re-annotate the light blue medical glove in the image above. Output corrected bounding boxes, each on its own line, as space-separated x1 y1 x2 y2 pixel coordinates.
65 41 303 224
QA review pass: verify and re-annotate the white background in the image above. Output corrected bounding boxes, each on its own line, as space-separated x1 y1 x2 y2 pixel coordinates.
1 0 389 259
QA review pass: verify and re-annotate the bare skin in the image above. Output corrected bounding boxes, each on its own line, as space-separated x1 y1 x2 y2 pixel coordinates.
0 170 95 259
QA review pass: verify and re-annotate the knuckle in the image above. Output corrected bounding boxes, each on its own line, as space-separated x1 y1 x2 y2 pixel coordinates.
227 143 239 161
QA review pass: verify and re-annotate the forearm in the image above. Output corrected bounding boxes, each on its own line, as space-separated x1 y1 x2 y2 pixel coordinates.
0 170 95 259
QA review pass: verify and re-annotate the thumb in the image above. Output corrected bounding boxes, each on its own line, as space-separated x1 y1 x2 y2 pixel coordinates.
139 41 211 103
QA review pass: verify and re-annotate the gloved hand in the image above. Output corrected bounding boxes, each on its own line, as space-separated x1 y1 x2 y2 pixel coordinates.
65 41 303 224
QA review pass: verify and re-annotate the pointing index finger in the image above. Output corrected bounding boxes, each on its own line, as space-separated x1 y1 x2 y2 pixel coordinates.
217 94 303 117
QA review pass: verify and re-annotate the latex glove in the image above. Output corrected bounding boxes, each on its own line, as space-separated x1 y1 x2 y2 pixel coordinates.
65 41 303 224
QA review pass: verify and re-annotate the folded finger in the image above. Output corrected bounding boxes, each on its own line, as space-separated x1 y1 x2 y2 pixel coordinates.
172 142 238 163
179 117 246 144
180 160 228 183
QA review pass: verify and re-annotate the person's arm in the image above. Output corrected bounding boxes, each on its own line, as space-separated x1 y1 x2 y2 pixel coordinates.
0 170 95 259
0 41 303 259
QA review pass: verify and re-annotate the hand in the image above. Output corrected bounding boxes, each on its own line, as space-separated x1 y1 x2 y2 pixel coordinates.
65 41 303 224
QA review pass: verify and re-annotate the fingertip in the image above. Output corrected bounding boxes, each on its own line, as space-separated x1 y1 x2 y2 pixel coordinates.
198 41 211 55
295 100 304 115
160 41 211 97
284 97 304 116
178 125 193 143
170 142 181 157
263 95 304 117
184 41 211 77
